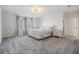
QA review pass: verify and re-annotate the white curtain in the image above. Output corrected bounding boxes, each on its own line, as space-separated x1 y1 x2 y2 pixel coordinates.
18 17 25 36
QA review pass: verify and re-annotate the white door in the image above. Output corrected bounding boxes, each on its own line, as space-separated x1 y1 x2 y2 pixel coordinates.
71 16 78 37
68 15 78 37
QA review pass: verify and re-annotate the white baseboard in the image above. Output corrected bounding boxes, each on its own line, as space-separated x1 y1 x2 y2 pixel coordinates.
64 35 79 40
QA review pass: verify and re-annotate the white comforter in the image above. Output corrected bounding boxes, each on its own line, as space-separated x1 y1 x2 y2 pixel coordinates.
28 28 52 39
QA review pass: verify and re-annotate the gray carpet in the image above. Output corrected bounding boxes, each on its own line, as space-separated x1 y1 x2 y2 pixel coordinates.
0 35 79 54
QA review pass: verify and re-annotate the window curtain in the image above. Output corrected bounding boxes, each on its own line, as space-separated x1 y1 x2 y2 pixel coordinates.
16 16 27 36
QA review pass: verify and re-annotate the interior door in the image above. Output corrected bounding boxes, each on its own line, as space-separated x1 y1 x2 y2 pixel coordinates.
72 16 78 37
68 15 78 37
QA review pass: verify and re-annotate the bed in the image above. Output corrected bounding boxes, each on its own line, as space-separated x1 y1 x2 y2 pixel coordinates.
28 27 53 40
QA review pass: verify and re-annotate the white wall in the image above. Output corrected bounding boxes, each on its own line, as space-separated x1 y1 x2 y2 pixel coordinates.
40 12 63 30
32 18 41 29
78 14 79 38
0 8 2 43
2 10 16 38
1 10 64 38
64 14 68 36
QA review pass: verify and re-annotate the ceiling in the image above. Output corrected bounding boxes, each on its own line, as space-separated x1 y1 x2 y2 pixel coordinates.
1 5 79 17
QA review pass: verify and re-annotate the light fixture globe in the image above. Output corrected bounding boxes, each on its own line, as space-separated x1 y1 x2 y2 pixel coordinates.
32 7 42 14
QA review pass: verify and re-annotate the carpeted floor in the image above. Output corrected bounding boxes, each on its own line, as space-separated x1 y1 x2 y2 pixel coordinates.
0 35 79 54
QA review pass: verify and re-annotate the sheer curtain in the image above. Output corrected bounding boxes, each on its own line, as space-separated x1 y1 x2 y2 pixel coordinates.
18 17 25 35
16 16 41 36
16 16 26 36
27 18 33 34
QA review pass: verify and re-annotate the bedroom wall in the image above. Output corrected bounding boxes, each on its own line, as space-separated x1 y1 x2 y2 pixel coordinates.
2 10 16 38
0 8 2 43
32 18 41 29
78 14 79 38
40 12 63 30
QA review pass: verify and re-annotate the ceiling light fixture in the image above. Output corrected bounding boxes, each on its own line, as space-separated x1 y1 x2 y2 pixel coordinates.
32 7 42 14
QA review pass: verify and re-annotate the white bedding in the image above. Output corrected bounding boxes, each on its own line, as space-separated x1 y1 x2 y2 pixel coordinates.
28 28 53 40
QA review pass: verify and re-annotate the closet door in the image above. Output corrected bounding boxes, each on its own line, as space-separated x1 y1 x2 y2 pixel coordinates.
70 16 78 37
65 14 79 37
